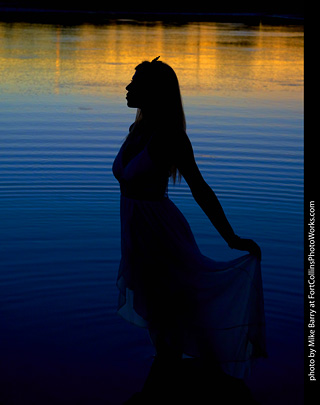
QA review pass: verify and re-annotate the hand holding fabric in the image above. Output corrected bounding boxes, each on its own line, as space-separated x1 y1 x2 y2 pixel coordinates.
228 236 262 261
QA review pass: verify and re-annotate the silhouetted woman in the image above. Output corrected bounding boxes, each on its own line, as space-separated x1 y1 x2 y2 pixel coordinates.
112 57 267 403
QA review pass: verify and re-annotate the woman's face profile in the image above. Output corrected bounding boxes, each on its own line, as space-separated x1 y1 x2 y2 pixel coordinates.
125 71 148 109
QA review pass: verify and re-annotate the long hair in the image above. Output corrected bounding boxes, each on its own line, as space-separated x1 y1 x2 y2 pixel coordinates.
132 59 186 183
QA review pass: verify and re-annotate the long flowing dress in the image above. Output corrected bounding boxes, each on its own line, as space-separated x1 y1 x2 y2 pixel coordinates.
112 128 267 379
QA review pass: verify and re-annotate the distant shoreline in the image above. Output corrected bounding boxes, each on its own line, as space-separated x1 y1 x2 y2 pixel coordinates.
0 7 304 24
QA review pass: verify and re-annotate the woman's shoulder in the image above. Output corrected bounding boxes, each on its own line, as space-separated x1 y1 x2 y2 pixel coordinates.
147 126 192 166
172 129 194 157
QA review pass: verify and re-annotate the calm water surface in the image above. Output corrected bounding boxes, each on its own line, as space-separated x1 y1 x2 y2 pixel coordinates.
0 21 304 404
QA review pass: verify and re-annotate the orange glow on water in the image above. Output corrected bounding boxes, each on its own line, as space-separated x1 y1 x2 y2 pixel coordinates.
55 26 61 94
0 21 303 97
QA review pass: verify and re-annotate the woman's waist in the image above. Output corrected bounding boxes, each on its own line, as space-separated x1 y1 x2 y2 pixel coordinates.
120 181 168 202
120 190 168 202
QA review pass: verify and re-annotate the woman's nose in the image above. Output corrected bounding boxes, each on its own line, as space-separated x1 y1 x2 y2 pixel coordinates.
126 83 131 91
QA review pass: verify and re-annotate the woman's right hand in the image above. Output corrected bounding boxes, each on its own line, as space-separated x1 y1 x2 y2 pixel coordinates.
229 236 262 261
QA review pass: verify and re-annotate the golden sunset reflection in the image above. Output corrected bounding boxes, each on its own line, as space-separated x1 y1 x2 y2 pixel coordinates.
0 21 303 96
55 26 61 94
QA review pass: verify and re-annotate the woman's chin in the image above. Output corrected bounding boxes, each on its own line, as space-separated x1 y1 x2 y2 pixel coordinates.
126 99 136 108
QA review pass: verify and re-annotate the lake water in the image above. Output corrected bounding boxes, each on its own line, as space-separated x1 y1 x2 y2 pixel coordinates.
0 20 304 404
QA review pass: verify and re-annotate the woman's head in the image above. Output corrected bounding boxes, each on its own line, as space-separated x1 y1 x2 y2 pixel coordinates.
126 58 186 131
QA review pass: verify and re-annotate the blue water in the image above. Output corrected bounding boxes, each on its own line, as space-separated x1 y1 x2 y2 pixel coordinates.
0 21 304 404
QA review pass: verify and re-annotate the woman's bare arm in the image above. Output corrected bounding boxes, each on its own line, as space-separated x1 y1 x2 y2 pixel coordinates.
175 132 261 259
174 132 237 244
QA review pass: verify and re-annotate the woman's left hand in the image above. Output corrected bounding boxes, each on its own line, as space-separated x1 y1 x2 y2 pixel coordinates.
229 236 262 261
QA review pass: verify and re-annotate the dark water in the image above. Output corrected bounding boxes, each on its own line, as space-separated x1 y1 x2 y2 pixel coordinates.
0 21 304 404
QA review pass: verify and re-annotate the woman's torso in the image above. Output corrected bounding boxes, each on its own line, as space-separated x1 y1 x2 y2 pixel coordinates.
112 123 171 201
